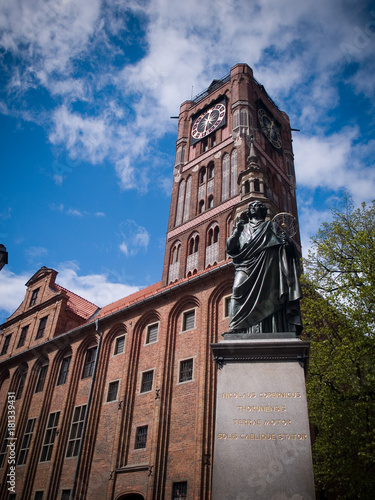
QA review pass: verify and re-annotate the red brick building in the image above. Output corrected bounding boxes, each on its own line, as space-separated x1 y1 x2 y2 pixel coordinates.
0 64 300 500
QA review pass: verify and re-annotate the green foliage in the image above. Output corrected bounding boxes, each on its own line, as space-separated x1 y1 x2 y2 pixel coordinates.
301 196 375 499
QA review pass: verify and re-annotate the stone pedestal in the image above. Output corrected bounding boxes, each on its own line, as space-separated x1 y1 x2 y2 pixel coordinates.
211 338 315 500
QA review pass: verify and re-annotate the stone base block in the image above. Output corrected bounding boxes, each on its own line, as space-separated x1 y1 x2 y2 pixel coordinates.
211 338 315 500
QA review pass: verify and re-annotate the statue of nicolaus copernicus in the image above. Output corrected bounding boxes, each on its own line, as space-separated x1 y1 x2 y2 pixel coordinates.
226 201 303 335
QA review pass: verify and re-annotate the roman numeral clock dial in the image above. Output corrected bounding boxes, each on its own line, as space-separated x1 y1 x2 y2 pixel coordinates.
191 103 226 141
258 108 283 150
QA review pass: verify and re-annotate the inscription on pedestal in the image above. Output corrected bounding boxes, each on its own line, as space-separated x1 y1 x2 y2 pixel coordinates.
211 351 315 500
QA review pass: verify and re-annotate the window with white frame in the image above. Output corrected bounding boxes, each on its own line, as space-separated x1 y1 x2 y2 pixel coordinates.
179 358 194 383
182 310 195 332
140 370 154 393
146 323 158 344
114 335 126 355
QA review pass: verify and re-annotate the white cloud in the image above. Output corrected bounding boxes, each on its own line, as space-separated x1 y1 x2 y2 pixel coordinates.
118 220 150 256
0 269 30 319
293 130 375 204
25 246 49 260
66 208 83 217
0 262 143 322
56 261 141 307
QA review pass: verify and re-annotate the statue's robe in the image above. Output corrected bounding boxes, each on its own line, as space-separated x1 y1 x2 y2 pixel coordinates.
226 220 302 333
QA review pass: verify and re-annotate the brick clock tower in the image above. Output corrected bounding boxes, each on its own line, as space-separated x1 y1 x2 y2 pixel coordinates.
162 63 300 287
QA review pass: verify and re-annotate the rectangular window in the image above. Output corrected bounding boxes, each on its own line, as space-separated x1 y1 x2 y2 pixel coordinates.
17 326 29 348
61 490 71 500
134 425 148 449
140 370 154 393
114 335 125 355
29 288 40 307
34 492 44 500
172 481 188 499
57 356 71 386
40 411 60 462
1 334 11 355
15 371 27 400
35 365 48 393
36 316 48 339
179 359 193 383
17 418 36 465
146 323 158 344
106 381 119 402
66 405 86 458
82 347 97 379
182 310 195 331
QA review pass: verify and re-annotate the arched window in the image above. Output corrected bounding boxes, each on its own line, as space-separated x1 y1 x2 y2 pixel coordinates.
233 109 240 130
198 200 205 213
183 176 192 223
208 195 214 209
206 223 219 267
222 154 230 201
208 163 214 180
199 167 206 185
169 242 181 283
186 233 199 276
175 179 185 227
230 149 238 197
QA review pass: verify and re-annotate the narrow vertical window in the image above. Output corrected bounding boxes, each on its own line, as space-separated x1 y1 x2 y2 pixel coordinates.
34 493 44 500
222 154 230 201
66 405 86 458
61 490 71 500
40 412 60 462
175 179 185 226
183 176 192 223
233 109 239 130
230 149 238 197
35 364 48 393
16 370 27 400
82 347 97 379
57 356 71 386
36 316 48 339
17 418 36 465
29 288 40 307
0 431 9 468
1 334 11 355
17 325 29 348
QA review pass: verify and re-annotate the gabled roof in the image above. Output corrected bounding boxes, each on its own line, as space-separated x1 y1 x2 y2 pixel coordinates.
55 285 99 320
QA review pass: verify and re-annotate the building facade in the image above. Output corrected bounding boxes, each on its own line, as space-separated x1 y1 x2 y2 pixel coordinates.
0 64 300 500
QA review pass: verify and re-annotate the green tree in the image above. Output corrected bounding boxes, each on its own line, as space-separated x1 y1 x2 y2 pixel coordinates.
301 196 375 499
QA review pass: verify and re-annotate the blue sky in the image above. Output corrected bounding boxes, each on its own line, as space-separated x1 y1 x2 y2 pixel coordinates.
1 0 374 323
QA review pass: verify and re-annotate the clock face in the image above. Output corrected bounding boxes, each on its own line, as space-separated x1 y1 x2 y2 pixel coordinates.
258 108 282 149
191 103 226 140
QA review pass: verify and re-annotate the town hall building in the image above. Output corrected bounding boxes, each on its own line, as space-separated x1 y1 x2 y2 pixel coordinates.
0 63 300 500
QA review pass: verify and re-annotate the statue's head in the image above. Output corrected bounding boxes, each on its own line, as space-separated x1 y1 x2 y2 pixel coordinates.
247 201 267 220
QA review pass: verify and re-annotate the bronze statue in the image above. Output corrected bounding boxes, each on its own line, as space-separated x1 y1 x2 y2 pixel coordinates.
226 201 302 335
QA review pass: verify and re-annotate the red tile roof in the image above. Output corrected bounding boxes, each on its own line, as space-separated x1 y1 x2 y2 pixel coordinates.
55 285 99 320
96 281 163 318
